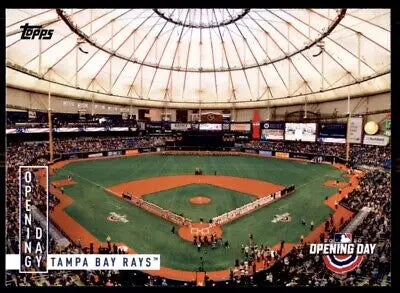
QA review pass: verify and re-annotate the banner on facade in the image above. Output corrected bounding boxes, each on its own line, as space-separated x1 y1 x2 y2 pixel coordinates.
347 117 363 143
363 135 390 146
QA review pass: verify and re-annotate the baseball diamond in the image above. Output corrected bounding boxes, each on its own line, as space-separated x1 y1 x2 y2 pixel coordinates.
42 153 356 277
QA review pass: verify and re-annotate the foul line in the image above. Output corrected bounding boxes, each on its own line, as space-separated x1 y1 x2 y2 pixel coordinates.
56 168 107 189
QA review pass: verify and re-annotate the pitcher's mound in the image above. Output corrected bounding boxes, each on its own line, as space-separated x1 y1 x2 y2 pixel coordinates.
189 196 211 205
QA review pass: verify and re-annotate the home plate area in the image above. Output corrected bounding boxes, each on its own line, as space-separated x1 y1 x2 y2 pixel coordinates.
179 222 223 242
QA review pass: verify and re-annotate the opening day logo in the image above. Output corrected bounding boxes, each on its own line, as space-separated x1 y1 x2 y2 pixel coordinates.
309 233 376 274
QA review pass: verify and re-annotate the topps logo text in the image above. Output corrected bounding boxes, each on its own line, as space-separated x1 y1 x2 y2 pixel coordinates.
20 23 54 40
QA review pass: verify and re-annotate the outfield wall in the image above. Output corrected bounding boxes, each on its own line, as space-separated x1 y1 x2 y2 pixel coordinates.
53 146 347 166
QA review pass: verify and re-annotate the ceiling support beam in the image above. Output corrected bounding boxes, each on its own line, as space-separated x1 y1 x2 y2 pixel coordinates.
211 9 236 101
310 9 390 52
241 16 287 92
268 10 334 90
71 9 134 79
163 10 190 101
205 10 219 102
181 12 193 100
226 9 273 100
111 10 156 90
86 13 139 90
126 12 172 97
146 19 179 99
38 38 42 76
75 45 78 87
281 9 359 82
256 11 313 94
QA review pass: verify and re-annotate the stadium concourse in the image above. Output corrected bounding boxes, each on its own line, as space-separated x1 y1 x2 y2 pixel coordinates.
5 132 391 287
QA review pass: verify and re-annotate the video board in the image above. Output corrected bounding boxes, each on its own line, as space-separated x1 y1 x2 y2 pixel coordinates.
199 123 222 131
318 123 346 143
260 121 285 140
285 123 317 142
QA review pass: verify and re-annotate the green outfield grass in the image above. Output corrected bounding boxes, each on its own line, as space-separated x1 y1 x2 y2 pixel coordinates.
51 154 346 271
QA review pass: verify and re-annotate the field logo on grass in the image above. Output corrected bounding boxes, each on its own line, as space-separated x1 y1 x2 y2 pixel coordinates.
309 233 376 274
271 212 292 223
107 212 129 223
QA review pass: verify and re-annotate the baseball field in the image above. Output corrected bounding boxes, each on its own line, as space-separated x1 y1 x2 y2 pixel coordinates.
49 154 349 274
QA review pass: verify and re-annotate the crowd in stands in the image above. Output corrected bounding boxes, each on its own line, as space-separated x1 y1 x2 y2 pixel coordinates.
52 136 170 153
241 141 390 168
5 135 391 287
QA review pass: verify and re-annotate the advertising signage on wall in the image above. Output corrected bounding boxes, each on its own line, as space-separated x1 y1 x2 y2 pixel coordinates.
171 123 191 131
383 119 391 137
318 123 346 143
146 122 163 130
347 117 363 143
259 150 273 157
363 135 390 146
146 122 166 134
275 152 290 158
230 123 251 132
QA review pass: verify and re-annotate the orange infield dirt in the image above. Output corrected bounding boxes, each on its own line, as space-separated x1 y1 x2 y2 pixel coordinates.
189 196 212 205
51 179 77 188
39 155 363 284
323 180 349 189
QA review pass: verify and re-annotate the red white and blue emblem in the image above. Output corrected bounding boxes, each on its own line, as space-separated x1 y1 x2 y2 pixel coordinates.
322 233 364 274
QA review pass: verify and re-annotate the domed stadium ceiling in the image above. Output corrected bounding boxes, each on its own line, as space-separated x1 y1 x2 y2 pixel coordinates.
6 9 390 109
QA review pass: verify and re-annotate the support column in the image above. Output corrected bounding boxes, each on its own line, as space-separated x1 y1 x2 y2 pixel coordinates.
90 10 93 35
346 74 351 162
199 33 202 115
47 73 54 163
321 48 324 90
38 38 42 76
287 23 291 96
357 32 361 79
91 84 95 116
75 44 78 87
110 20 114 94
266 87 270 120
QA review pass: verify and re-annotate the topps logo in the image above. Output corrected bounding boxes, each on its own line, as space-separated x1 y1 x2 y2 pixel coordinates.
309 233 376 274
20 23 54 40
